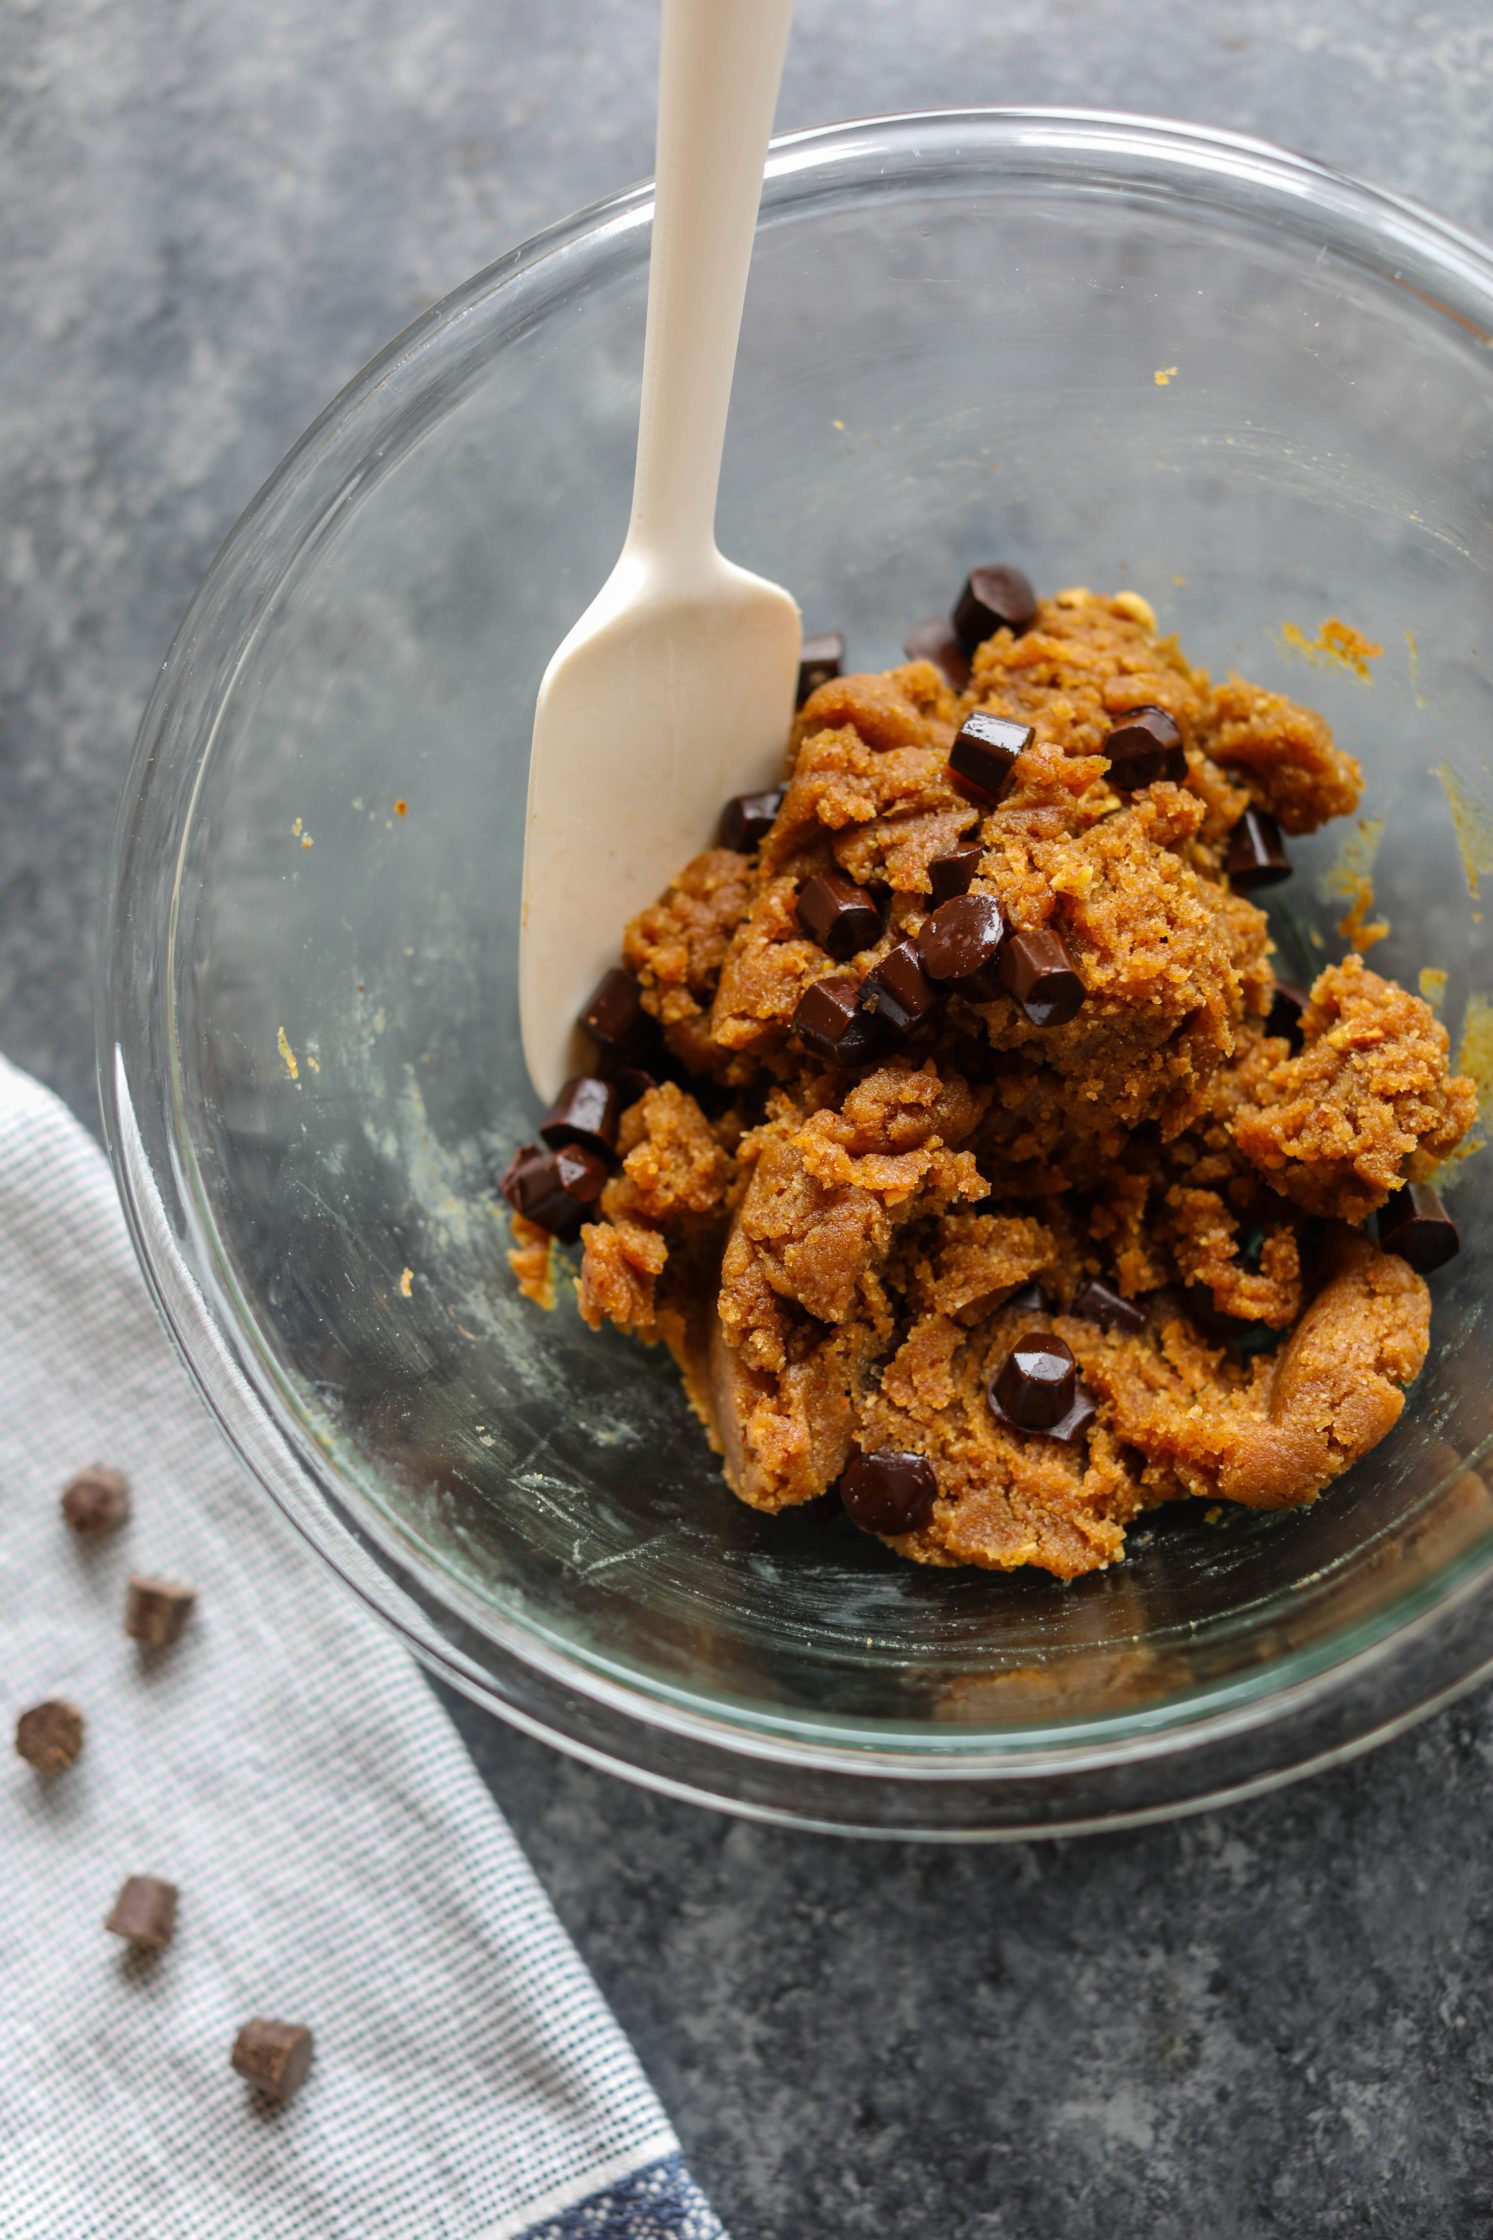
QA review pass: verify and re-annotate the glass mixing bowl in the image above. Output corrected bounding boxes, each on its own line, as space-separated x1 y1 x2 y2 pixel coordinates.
101 112 1493 1836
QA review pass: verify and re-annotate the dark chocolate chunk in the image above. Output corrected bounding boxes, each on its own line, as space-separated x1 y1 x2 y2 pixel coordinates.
948 710 1032 808
61 1465 130 1536
840 1450 938 1536
718 787 785 854
792 975 885 1067
503 1143 609 1240
999 925 1085 1027
1378 1182 1460 1273
991 1331 1077 1430
15 1699 84 1774
1226 808 1291 888
1265 980 1308 1046
1104 705 1187 791
124 1574 195 1651
797 632 844 705
1070 1278 1147 1336
795 871 882 961
952 565 1038 653
232 2018 314 2103
916 893 1007 1000
1000 1280 1051 1318
903 618 971 692
927 842 983 905
604 1062 659 1108
499 1142 547 1212
538 1075 621 1157
579 966 651 1056
858 940 938 1036
105 1874 178 1950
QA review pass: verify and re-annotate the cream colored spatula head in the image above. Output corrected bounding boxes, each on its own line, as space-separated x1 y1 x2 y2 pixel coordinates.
519 0 800 1101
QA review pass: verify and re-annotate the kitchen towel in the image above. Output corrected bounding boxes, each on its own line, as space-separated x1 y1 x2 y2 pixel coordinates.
0 1053 725 2240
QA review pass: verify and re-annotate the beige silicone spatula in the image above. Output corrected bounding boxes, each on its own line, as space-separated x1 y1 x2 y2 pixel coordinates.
519 0 800 1100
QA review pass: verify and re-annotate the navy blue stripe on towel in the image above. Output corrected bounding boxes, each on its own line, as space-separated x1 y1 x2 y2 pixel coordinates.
519 2152 726 2240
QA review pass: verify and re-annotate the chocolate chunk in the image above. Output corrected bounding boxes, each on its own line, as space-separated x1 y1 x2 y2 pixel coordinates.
903 617 971 691
232 2018 314 2103
927 842 983 905
499 1141 547 1211
840 1450 938 1535
1070 1278 1147 1336
538 1075 621 1157
1001 1280 1051 1318
952 565 1038 653
603 1062 659 1108
858 939 938 1036
947 710 1032 808
795 871 882 961
718 787 785 854
916 893 1007 1000
999 925 1085 1027
792 975 885 1066
1265 980 1308 1045
1378 1182 1460 1273
797 632 844 705
503 1143 609 1240
60 1465 130 1536
989 1334 1097 1443
125 1575 195 1650
991 1331 1077 1430
105 1874 178 1950
15 1699 84 1774
1226 808 1291 888
579 966 652 1057
1104 705 1187 790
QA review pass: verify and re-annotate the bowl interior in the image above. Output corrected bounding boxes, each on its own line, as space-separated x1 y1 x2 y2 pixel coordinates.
130 116 1493 1750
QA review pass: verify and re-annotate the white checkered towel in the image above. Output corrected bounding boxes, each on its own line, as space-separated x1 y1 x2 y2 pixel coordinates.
0 1055 724 2240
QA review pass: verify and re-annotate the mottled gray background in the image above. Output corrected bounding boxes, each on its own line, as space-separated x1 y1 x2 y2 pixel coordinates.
6 2 1493 2231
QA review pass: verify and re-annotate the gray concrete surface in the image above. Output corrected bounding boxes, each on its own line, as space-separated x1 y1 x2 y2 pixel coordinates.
6 1 1493 2231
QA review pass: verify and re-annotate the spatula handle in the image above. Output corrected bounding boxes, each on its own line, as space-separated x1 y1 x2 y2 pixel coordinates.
625 0 795 581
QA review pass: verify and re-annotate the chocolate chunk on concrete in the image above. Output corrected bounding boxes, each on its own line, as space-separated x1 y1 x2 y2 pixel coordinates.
718 788 785 854
952 564 1037 652
60 1466 130 1536
15 1699 84 1774
232 2018 314 2103
105 1875 178 1950
539 1075 620 1157
903 617 970 691
1226 807 1291 888
124 1575 196 1650
1378 1182 1460 1273
947 710 1031 807
795 871 882 961
840 1450 937 1535
999 925 1085 1027
796 632 844 705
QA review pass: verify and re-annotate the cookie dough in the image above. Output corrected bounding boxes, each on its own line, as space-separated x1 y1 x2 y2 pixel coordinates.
513 587 1477 1578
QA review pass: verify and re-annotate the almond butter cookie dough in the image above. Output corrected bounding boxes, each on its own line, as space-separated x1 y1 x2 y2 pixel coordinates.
502 575 1476 1579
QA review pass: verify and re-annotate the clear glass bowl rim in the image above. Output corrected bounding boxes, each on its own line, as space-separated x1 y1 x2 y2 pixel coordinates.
99 108 1493 1837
